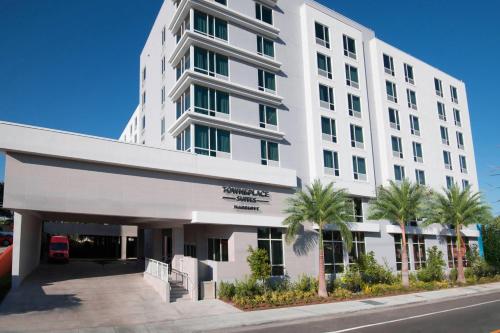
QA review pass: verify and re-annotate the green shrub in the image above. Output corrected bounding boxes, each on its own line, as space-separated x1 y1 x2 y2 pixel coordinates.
247 246 271 285
357 252 395 285
293 274 318 293
234 276 262 298
340 265 363 292
332 288 354 300
466 245 497 279
483 220 500 270
217 281 236 300
416 246 446 282
449 268 458 282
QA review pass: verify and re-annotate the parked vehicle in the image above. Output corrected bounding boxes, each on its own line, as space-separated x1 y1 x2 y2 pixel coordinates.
0 232 13 246
49 235 69 262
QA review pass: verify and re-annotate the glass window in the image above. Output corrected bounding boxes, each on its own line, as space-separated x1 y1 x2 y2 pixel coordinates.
194 125 230 157
208 238 228 262
453 109 462 127
349 198 363 223
446 175 454 189
193 11 227 41
142 115 146 130
176 89 191 119
323 230 344 274
350 124 364 148
349 232 366 264
410 115 420 136
462 179 470 189
345 64 359 88
261 140 279 166
194 47 228 77
258 69 276 93
184 244 197 258
176 127 191 152
443 150 452 170
256 3 273 25
343 35 356 59
415 169 426 185
437 102 447 121
412 235 426 270
257 35 274 58
315 22 330 48
259 105 277 129
456 131 464 149
323 150 339 176
321 116 337 143
435 78 443 97
388 108 400 130
383 54 395 76
447 236 469 268
214 0 227 5
404 63 414 84
317 53 332 79
412 142 423 163
319 84 335 110
194 85 229 116
257 228 284 276
394 165 405 181
348 93 361 117
459 155 467 173
394 234 410 271
176 52 190 80
440 126 449 145
386 81 397 103
352 156 367 181
406 89 417 110
160 117 165 137
450 86 459 104
391 136 403 158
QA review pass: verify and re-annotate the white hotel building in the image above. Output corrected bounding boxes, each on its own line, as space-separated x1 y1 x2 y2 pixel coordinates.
0 0 480 298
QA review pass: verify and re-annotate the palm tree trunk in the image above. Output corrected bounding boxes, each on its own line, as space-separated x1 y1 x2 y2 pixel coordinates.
456 226 466 284
318 224 328 298
400 222 410 288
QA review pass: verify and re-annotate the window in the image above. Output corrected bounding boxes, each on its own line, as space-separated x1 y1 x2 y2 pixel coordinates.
176 127 191 151
214 0 227 5
394 165 405 181
161 56 166 75
323 150 340 176
321 117 337 143
259 105 277 130
435 78 443 97
352 156 367 181
349 232 366 264
394 234 411 271
345 64 359 88
194 125 231 157
176 53 190 80
142 67 147 82
349 198 363 223
161 86 166 105
175 16 191 43
255 3 273 25
315 22 330 48
161 26 166 45
456 131 464 149
412 235 426 270
415 169 426 185
453 109 462 127
317 53 332 79
447 236 469 268
208 238 228 262
323 231 344 274
134 134 137 143
386 81 398 102
462 179 470 189
388 108 400 130
319 84 335 110
440 126 449 145
257 36 274 58
141 115 146 130
194 85 230 117
437 102 447 121
404 63 415 84
409 115 420 136
443 150 452 170
257 228 284 276
194 47 228 78
261 140 279 166
184 244 197 258
348 93 361 118
142 91 146 106
383 54 395 76
350 124 364 149
406 89 417 110
391 136 403 158
412 142 423 163
343 35 356 59
450 85 459 104
459 155 467 173
258 69 276 93
193 10 228 41
176 89 191 119
160 117 165 138
446 176 454 189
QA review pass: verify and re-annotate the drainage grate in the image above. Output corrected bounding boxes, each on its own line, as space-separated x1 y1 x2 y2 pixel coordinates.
361 300 385 306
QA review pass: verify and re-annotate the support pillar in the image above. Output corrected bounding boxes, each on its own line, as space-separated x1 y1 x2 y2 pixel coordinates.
12 212 42 288
137 228 145 259
121 236 127 260
172 226 184 271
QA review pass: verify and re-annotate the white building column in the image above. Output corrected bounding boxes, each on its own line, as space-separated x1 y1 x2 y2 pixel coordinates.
171 226 184 271
11 212 42 288
120 236 127 260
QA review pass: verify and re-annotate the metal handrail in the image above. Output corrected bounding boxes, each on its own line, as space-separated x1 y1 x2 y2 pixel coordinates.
170 267 193 292
144 258 169 283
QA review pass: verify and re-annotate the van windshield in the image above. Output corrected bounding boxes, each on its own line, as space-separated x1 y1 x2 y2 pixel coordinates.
50 243 68 251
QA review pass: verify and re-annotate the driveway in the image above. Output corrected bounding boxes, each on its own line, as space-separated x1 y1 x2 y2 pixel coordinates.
0 260 239 332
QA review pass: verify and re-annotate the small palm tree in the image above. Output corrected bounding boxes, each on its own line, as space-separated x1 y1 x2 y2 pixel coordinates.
425 185 491 284
283 180 353 298
368 179 427 288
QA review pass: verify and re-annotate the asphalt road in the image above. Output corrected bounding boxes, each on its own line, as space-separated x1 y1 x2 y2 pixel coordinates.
224 291 500 333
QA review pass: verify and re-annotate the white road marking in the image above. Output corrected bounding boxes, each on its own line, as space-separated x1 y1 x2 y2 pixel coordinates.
324 299 500 333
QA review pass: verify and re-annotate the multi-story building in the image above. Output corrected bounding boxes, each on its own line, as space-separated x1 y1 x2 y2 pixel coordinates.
0 0 480 295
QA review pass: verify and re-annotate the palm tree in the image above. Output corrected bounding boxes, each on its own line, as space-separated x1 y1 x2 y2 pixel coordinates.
425 185 491 284
283 180 353 298
368 179 427 288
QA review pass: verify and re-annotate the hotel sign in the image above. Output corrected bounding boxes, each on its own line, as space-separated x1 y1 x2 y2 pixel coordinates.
222 186 270 211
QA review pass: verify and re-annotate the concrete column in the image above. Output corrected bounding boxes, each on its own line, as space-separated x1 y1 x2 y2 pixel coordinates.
121 236 127 260
137 228 145 259
172 226 184 271
12 212 42 288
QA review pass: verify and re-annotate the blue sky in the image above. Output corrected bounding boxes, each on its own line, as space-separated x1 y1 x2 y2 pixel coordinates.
0 0 498 213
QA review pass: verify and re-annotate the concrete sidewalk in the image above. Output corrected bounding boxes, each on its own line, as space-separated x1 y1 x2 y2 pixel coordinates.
36 282 500 333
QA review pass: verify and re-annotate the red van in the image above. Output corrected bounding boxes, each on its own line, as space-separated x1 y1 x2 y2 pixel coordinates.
49 235 69 262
